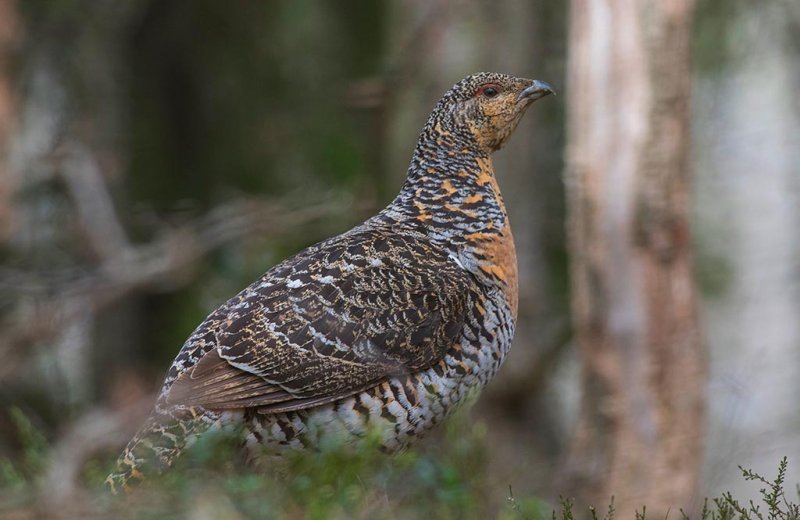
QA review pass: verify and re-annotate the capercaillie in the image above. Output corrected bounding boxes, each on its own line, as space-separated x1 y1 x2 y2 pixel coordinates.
107 72 554 492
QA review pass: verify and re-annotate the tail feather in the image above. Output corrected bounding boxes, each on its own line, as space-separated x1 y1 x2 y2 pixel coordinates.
106 406 218 493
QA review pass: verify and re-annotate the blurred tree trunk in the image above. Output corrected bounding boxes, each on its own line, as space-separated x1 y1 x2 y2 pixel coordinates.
562 0 706 516
0 0 19 242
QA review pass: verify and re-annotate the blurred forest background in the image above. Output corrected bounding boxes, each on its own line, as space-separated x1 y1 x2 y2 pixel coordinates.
0 0 798 518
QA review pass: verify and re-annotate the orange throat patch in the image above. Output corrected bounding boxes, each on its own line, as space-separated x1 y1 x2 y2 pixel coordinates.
471 157 519 319
479 223 519 320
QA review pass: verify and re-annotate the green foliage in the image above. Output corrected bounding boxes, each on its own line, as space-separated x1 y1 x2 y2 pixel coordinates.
502 461 800 520
588 496 616 520
1 406 493 518
0 407 49 489
691 457 800 520
97 407 491 519
2 407 799 520
503 486 552 520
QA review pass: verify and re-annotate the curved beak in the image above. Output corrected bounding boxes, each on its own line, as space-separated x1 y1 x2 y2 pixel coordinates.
516 80 556 103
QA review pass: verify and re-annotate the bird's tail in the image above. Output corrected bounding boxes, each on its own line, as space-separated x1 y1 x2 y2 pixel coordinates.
106 405 216 494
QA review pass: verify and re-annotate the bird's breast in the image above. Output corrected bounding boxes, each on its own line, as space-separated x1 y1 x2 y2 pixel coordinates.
466 223 518 321
456 157 519 321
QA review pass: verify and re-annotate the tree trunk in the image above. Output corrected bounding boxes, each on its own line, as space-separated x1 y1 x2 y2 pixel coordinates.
561 0 706 516
0 0 19 242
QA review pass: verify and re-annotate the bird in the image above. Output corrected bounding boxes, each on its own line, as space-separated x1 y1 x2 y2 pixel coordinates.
106 72 554 492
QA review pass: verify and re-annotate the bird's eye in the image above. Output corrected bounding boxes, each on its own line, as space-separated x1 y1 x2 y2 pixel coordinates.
477 84 500 98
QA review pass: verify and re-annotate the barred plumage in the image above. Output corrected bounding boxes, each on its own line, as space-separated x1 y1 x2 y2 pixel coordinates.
107 72 554 492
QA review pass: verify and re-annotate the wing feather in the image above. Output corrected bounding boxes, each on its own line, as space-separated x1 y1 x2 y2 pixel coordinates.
166 229 475 412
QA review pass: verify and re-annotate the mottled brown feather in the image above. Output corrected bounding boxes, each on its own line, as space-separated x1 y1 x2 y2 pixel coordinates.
166 229 475 411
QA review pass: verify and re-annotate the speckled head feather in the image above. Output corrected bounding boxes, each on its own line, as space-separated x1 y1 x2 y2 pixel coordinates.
422 72 555 153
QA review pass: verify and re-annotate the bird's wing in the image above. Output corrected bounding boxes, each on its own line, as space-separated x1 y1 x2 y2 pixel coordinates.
166 228 474 413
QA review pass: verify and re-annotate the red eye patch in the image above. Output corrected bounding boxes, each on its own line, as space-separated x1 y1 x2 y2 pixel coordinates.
475 83 500 98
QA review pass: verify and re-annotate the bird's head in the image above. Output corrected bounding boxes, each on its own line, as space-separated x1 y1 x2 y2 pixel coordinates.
430 72 555 153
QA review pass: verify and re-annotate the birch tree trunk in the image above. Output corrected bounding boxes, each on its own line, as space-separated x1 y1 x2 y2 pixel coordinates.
562 0 706 515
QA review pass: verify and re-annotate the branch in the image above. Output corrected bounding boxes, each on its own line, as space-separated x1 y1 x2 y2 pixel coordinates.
59 141 132 260
0 193 357 378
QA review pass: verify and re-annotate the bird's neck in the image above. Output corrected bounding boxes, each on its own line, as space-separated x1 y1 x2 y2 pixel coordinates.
388 126 508 235
379 128 519 317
